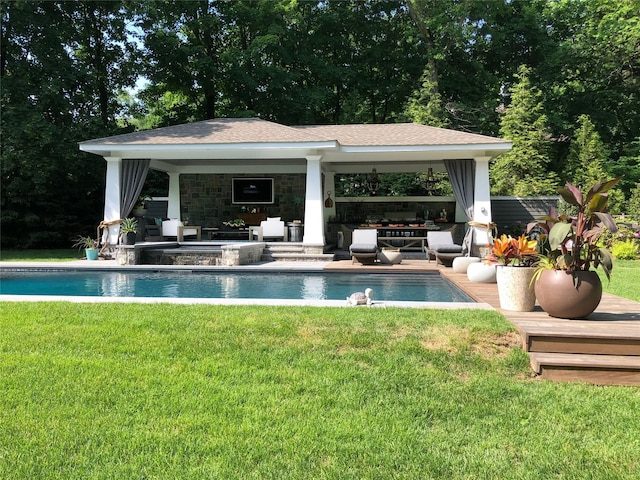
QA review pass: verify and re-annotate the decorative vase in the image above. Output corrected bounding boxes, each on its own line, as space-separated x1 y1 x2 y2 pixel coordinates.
534 270 602 319
85 248 99 261
495 265 536 312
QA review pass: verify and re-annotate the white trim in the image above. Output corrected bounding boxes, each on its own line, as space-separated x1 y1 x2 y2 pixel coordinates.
80 141 338 154
339 142 512 153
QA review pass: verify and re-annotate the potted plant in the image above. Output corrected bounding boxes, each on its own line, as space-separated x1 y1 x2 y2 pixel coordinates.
485 233 538 311
119 217 138 245
72 235 100 261
133 195 152 217
527 177 621 319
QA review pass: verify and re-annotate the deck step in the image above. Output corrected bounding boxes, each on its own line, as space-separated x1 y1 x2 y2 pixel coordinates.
529 352 640 385
517 320 640 356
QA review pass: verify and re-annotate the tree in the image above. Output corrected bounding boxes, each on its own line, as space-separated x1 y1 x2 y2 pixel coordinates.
1 1 137 248
404 65 449 127
564 115 608 189
491 65 559 196
628 182 640 221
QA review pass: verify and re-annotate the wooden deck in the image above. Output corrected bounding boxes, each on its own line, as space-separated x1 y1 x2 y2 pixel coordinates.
328 259 640 386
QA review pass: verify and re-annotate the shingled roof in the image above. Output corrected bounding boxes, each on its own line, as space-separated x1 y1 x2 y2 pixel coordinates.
81 118 331 146
81 117 506 147
293 123 506 147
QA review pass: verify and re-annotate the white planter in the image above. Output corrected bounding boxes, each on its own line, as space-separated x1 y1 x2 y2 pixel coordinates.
495 265 536 312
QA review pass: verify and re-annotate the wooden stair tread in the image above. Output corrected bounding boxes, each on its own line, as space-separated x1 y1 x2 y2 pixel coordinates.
517 320 640 340
530 352 640 372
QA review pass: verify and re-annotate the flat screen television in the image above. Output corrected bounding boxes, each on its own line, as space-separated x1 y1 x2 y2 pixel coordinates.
232 177 274 204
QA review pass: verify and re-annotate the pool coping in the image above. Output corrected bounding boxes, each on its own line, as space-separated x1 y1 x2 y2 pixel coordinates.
0 260 494 310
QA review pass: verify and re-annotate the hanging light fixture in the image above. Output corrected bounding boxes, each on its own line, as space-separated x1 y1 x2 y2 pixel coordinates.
424 166 437 195
367 167 380 196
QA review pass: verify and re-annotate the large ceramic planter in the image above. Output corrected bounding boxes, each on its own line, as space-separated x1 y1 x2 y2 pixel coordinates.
495 265 536 312
534 269 602 319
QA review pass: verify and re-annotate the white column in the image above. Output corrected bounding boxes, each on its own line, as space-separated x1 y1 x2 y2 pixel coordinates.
167 172 181 219
303 156 325 245
103 157 122 245
472 156 493 246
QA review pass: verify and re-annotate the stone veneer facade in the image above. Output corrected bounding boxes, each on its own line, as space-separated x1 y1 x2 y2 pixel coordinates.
179 173 307 227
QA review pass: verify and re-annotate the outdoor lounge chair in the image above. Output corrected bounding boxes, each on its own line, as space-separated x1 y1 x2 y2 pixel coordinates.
249 217 288 242
426 231 463 267
162 219 200 241
349 229 379 264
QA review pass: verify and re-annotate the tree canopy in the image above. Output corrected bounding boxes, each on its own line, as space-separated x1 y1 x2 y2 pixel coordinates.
2 0 639 247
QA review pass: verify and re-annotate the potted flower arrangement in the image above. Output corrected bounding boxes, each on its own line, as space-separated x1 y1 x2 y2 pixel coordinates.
527 177 621 319
486 233 538 311
72 235 100 260
119 217 138 245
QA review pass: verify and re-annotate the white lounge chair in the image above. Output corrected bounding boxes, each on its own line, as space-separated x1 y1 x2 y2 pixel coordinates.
249 217 288 241
349 229 379 264
426 230 463 266
162 219 200 241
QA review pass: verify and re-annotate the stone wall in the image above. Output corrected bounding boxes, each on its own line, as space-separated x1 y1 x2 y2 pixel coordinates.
179 174 306 227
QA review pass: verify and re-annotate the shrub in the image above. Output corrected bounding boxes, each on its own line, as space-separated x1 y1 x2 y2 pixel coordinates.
612 239 639 260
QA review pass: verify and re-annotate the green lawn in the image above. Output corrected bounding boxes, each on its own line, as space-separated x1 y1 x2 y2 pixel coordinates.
1 303 639 479
598 259 640 302
0 248 80 262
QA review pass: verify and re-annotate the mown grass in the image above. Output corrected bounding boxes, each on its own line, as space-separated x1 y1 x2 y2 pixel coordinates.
1 302 639 479
598 259 640 302
0 248 79 262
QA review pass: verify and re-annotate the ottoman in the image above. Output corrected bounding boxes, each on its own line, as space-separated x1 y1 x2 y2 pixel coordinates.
452 256 480 274
467 262 497 283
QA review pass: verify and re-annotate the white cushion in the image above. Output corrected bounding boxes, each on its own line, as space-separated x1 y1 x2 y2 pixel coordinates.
467 262 497 283
452 256 480 274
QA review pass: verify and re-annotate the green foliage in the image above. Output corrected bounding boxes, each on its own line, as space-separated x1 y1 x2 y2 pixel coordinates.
612 239 640 260
628 182 640 220
404 66 450 128
492 65 559 195
3 0 640 247
119 218 138 234
529 177 621 279
1 1 138 248
564 115 608 189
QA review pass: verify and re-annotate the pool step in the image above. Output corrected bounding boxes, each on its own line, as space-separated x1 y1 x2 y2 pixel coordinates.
261 244 334 262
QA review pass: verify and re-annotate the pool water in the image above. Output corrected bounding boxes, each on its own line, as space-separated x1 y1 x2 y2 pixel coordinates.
0 271 473 303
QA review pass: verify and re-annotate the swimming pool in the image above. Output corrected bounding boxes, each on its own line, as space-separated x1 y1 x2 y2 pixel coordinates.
0 270 474 303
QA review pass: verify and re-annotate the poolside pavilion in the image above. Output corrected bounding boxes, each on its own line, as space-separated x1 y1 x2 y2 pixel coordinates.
79 118 511 249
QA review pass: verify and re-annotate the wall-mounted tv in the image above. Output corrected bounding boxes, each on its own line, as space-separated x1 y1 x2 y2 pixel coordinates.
232 177 274 204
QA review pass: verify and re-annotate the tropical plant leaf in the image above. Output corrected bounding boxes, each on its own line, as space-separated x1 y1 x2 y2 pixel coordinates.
558 187 581 207
588 193 608 213
593 212 618 233
548 222 573 250
596 247 614 280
